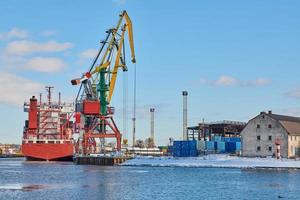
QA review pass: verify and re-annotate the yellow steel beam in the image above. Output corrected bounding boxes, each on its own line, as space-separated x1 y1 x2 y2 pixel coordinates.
108 26 126 103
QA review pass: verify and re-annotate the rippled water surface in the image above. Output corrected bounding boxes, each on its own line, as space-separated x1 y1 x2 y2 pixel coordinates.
1 158 300 200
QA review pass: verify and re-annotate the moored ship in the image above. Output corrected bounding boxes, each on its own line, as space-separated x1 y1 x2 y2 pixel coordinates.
22 86 74 161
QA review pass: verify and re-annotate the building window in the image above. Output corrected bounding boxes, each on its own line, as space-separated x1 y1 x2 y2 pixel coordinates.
257 146 261 151
257 124 260 128
269 136 272 141
257 135 261 141
268 146 272 151
268 124 272 128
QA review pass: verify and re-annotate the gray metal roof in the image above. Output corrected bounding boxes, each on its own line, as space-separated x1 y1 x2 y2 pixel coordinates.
266 113 300 135
267 113 300 123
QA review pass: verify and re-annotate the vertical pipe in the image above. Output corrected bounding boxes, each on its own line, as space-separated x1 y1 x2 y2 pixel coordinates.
39 93 42 106
182 91 188 140
29 96 38 130
150 108 155 145
58 92 61 106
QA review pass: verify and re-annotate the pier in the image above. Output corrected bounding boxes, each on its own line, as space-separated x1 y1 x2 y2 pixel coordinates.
74 156 131 166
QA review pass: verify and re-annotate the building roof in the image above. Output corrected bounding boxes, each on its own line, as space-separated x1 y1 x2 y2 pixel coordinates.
267 113 300 123
279 121 300 136
266 113 300 136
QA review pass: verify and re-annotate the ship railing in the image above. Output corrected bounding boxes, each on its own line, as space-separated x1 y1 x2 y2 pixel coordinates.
23 102 74 112
22 139 73 144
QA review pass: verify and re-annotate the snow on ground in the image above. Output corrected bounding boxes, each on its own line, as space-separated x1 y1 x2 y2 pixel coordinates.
121 154 300 169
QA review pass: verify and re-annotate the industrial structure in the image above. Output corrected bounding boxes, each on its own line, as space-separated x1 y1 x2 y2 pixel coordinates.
0 144 21 156
182 91 188 140
187 120 246 141
71 10 136 155
241 111 300 158
150 108 155 147
22 86 74 161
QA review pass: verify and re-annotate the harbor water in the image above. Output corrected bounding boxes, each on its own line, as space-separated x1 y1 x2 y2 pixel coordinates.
1 158 300 200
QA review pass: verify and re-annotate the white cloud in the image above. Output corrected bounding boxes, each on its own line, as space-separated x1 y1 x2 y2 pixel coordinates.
0 51 67 73
250 78 271 86
210 75 271 87
213 75 238 86
42 30 57 36
0 28 28 40
79 48 98 59
0 72 43 106
4 40 74 55
25 57 67 73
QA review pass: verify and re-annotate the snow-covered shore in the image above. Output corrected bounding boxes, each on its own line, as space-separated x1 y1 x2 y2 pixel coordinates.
121 154 300 169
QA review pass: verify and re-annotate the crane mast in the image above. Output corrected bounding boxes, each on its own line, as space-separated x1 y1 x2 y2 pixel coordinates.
71 10 136 154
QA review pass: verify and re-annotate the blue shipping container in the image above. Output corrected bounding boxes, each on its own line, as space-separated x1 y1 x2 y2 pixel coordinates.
189 150 198 157
222 137 241 142
212 136 222 142
217 141 226 153
168 146 173 154
236 142 241 151
214 142 218 149
173 141 182 147
173 140 198 157
205 141 216 150
230 137 241 142
188 140 197 149
225 142 236 153
173 149 181 157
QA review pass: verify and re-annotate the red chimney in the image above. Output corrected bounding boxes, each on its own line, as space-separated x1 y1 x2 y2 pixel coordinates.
28 96 38 130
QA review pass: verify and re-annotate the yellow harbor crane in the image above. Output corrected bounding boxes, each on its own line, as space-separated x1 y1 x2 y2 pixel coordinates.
71 10 136 153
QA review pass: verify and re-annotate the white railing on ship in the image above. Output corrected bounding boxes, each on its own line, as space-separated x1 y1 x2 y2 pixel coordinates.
23 102 74 112
22 139 72 144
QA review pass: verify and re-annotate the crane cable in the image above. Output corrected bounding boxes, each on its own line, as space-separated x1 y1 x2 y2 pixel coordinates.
132 62 137 146
123 71 128 143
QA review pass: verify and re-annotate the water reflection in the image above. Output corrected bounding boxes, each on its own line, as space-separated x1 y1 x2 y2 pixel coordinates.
0 184 46 192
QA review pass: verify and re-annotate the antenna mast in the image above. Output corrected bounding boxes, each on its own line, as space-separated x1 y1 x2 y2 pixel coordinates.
45 86 54 106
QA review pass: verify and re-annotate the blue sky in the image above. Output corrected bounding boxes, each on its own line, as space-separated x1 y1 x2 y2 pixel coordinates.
1 0 300 145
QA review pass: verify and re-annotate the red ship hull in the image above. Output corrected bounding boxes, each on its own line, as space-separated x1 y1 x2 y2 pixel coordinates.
22 143 73 161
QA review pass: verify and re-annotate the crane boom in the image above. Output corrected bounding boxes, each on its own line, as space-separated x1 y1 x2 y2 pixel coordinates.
71 10 135 106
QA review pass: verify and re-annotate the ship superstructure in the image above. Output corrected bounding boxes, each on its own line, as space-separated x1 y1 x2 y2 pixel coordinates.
22 86 75 161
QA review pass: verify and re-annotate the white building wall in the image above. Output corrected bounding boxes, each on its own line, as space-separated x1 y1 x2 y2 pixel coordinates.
288 135 300 157
241 113 288 158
